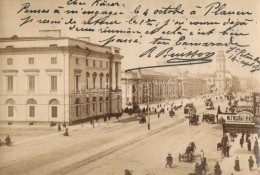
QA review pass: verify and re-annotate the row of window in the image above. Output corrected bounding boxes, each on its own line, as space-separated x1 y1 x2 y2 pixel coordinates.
77 58 109 68
6 75 58 91
7 57 110 68
7 106 58 118
6 74 112 91
76 75 109 90
76 102 110 117
7 57 57 65
7 99 59 118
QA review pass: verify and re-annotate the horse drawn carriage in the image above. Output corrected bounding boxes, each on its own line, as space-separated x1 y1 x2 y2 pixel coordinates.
188 107 199 125
137 113 146 124
205 99 215 110
202 113 216 124
205 98 213 106
189 114 199 125
179 142 196 163
206 103 215 110
184 103 195 118
169 109 175 117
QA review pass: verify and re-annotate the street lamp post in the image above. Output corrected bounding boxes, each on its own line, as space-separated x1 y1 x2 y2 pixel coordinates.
147 82 150 130
92 111 95 128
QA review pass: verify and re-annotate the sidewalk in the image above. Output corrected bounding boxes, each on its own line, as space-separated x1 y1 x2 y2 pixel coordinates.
220 134 260 175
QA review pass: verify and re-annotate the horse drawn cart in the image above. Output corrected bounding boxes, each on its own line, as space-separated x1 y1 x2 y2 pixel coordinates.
179 142 196 163
169 109 175 117
202 113 216 124
137 113 146 124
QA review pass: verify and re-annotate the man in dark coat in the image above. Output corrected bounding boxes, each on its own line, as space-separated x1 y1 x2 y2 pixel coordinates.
240 136 244 148
5 135 11 146
165 154 173 168
214 162 222 175
248 156 254 171
248 140 252 151
226 144 231 157
58 124 61 132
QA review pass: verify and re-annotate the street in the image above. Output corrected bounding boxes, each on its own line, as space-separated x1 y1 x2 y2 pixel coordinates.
0 96 258 175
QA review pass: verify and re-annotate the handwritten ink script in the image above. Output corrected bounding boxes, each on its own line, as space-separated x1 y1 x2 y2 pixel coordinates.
16 0 259 72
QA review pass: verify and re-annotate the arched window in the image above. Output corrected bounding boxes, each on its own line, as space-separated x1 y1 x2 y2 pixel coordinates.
99 73 104 89
27 99 37 104
92 72 97 89
27 99 37 117
49 99 60 105
92 97 96 112
106 73 109 89
6 99 15 117
86 72 90 89
99 97 103 112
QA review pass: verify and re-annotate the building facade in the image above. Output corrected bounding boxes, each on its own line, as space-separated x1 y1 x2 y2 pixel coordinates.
121 70 181 107
178 71 207 97
0 33 123 125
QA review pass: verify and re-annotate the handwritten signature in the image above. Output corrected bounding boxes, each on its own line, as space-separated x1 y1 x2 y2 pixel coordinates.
226 47 260 72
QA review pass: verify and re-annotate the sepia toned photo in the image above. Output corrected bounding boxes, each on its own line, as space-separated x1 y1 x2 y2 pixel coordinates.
0 0 260 174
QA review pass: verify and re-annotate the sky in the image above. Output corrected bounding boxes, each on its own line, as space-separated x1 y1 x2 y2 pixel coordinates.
0 0 260 79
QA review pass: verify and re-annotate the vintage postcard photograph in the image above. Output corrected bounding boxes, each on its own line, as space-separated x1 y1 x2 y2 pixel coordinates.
0 0 260 174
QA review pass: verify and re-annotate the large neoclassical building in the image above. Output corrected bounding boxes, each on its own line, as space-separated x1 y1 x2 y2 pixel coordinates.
0 31 123 125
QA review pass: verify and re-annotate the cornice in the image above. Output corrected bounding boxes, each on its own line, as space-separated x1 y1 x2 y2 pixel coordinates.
2 69 18 73
46 69 62 72
23 69 40 72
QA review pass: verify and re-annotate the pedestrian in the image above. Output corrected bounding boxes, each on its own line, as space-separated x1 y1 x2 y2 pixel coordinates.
246 133 250 143
58 124 61 132
195 162 202 175
201 157 207 175
234 157 240 171
103 115 107 122
221 146 226 158
5 135 11 146
240 136 244 148
200 149 205 161
63 128 69 136
165 153 173 168
226 144 231 157
248 140 252 151
214 162 222 175
158 112 160 118
256 156 260 168
248 156 254 171
255 137 258 146
254 144 259 159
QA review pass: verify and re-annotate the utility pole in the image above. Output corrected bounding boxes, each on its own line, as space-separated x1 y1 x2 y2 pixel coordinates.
147 81 150 130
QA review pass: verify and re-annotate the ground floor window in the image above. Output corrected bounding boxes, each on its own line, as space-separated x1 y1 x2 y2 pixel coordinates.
117 101 120 111
8 106 13 117
52 106 57 118
86 104 89 114
100 102 102 112
29 106 35 117
106 102 109 112
93 103 96 112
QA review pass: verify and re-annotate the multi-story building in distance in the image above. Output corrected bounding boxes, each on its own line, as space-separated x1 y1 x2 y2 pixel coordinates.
121 70 181 107
0 31 123 125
